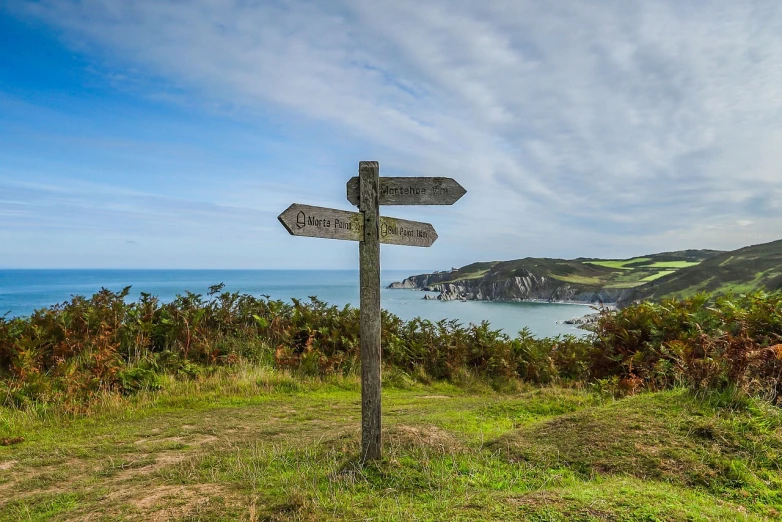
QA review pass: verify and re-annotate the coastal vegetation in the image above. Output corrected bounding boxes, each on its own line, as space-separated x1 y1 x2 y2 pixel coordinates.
392 238 782 306
2 285 782 519
2 285 782 410
390 249 722 304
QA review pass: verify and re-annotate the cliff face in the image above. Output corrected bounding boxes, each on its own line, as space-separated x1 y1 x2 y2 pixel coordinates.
389 249 731 307
390 268 642 307
387 272 455 290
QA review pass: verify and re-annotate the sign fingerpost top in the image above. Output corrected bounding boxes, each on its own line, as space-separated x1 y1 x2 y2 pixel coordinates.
346 176 466 206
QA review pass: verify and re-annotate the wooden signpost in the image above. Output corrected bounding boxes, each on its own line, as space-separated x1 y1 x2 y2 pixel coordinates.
278 161 465 460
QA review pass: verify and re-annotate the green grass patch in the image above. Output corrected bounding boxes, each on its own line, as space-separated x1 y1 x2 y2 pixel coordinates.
584 257 651 269
550 275 603 285
2 369 781 520
641 270 675 282
439 269 490 284
646 261 701 268
720 255 735 266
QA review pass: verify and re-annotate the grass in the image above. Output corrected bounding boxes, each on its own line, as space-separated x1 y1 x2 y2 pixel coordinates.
659 269 780 300
438 269 490 284
646 239 782 300
641 270 675 282
549 275 603 285
708 270 782 296
646 261 702 269
414 250 724 301
584 258 651 269
2 365 781 520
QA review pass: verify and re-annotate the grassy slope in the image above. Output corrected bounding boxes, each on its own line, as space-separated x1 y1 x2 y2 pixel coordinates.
641 239 782 300
2 367 781 521
425 240 782 301
431 250 721 294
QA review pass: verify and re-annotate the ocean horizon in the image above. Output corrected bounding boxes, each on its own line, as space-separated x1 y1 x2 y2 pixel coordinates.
0 269 590 338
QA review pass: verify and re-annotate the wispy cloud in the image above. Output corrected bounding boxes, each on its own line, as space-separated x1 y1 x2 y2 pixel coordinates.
4 0 782 266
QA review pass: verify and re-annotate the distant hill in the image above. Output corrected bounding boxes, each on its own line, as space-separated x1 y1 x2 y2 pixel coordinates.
389 249 723 306
638 239 782 300
389 239 782 306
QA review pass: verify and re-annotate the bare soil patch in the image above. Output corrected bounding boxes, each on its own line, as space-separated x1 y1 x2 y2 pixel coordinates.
116 453 190 477
134 434 219 447
0 457 89 506
95 483 237 521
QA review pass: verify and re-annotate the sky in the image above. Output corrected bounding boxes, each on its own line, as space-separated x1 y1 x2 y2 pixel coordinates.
1 1 781 269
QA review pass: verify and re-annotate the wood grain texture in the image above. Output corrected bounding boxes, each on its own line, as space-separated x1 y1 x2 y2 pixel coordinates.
277 204 363 241
359 161 382 461
347 176 466 206
278 204 437 247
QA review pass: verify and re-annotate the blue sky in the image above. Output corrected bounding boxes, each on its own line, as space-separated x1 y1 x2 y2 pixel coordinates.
1 1 781 269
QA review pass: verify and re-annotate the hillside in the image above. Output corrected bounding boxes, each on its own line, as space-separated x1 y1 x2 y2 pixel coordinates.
638 239 782 300
389 249 723 306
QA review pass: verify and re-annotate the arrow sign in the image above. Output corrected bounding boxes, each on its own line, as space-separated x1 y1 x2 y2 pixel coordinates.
346 177 466 206
278 203 437 247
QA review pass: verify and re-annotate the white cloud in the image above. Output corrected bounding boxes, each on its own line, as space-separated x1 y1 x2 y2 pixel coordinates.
8 0 782 264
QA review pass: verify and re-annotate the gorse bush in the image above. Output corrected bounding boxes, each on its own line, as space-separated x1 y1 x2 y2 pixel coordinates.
1 286 782 410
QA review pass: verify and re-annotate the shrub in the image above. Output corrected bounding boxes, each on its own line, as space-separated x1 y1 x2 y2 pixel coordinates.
590 291 782 401
2 286 781 409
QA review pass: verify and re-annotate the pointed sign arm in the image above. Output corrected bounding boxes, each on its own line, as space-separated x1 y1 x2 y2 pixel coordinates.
346 177 466 206
278 203 437 247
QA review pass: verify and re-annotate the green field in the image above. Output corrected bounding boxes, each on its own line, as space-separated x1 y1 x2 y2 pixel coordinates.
438 269 490 284
549 274 603 285
2 368 781 521
646 261 701 269
584 257 651 269
548 254 706 290
644 240 782 300
641 270 675 282
426 251 716 301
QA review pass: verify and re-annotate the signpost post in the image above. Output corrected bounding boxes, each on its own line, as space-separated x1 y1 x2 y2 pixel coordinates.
277 161 465 460
358 162 381 461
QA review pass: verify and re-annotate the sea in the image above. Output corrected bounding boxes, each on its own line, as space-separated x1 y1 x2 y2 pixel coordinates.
0 270 591 338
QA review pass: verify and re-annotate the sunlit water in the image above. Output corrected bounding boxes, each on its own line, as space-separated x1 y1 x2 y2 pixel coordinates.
0 270 591 338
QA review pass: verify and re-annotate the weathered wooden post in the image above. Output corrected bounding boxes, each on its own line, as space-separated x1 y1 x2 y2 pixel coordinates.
278 161 465 461
358 161 382 460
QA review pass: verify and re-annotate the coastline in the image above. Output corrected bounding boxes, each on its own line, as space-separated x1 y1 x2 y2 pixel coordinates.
387 268 638 308
393 286 615 309
1 269 589 338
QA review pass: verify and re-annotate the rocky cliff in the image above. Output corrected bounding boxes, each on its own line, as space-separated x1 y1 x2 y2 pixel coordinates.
430 278 639 305
391 269 639 306
387 254 678 307
387 272 457 290
389 251 729 307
